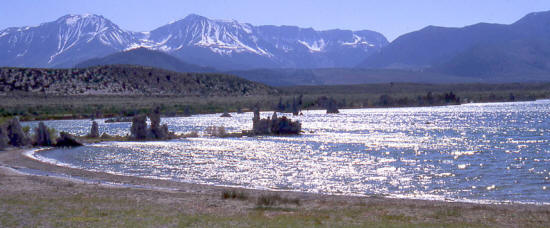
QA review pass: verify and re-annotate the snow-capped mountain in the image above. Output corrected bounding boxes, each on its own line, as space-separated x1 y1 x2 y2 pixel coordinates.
0 14 136 67
145 14 388 69
0 14 388 69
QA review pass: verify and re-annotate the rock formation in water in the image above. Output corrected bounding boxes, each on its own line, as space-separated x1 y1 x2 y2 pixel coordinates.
326 97 340 114
159 124 170 138
6 118 30 147
33 122 54 146
148 108 161 138
220 110 232 117
276 116 301 134
89 121 99 138
130 115 148 140
147 107 172 139
130 108 174 140
55 132 83 147
251 107 301 135
252 108 270 135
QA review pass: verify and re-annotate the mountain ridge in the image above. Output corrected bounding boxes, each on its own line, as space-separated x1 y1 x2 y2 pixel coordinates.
0 14 388 70
358 10 550 80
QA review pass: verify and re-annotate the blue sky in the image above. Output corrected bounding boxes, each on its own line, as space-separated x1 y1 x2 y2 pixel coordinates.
2 0 550 41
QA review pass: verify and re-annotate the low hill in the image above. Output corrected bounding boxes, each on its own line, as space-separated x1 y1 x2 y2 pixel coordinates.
0 65 277 96
75 48 216 73
229 68 482 86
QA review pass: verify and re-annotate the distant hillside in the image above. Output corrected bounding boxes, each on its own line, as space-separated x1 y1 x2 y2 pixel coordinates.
77 51 477 87
229 68 482 86
358 10 550 80
359 23 511 70
433 39 550 80
75 48 216 73
0 65 277 96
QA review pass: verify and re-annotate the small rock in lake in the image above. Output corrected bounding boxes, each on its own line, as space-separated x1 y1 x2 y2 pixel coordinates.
220 111 232 117
88 121 99 138
326 98 340 114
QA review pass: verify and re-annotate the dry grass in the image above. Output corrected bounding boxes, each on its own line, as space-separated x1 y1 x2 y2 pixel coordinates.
1 148 550 227
1 169 550 227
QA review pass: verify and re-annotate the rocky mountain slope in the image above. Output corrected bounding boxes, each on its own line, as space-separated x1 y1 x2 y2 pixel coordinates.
0 14 388 70
0 14 136 68
0 65 277 96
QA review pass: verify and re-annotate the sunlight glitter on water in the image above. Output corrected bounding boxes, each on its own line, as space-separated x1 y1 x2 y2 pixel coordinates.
29 100 550 204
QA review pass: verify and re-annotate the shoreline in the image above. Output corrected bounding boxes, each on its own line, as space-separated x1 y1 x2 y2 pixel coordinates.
22 146 550 207
10 97 543 123
1 148 550 226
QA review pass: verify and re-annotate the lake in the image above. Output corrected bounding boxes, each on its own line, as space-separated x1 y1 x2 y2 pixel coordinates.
25 100 550 204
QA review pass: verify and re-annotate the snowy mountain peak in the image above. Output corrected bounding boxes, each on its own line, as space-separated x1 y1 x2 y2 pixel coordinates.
0 13 388 69
0 14 136 67
52 14 122 35
182 13 209 22
44 14 135 63
145 14 265 56
55 14 107 26
59 13 97 19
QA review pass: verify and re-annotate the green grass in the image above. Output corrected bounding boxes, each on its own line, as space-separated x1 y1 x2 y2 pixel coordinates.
1 82 550 121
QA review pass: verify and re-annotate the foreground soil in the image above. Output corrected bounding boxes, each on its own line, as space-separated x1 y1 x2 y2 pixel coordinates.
1 148 549 227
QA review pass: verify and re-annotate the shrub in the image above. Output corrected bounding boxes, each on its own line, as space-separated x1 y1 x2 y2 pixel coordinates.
22 125 30 135
221 190 248 200
255 194 300 207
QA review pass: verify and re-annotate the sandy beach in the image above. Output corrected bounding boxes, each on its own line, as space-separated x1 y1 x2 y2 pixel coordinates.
1 148 550 227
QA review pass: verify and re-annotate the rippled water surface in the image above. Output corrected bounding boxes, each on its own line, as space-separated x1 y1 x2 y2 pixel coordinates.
29 100 550 204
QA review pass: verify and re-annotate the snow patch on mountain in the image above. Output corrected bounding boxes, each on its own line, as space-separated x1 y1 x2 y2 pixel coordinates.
341 34 373 47
16 27 31 32
65 16 79 25
298 39 327 52
16 49 27 57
